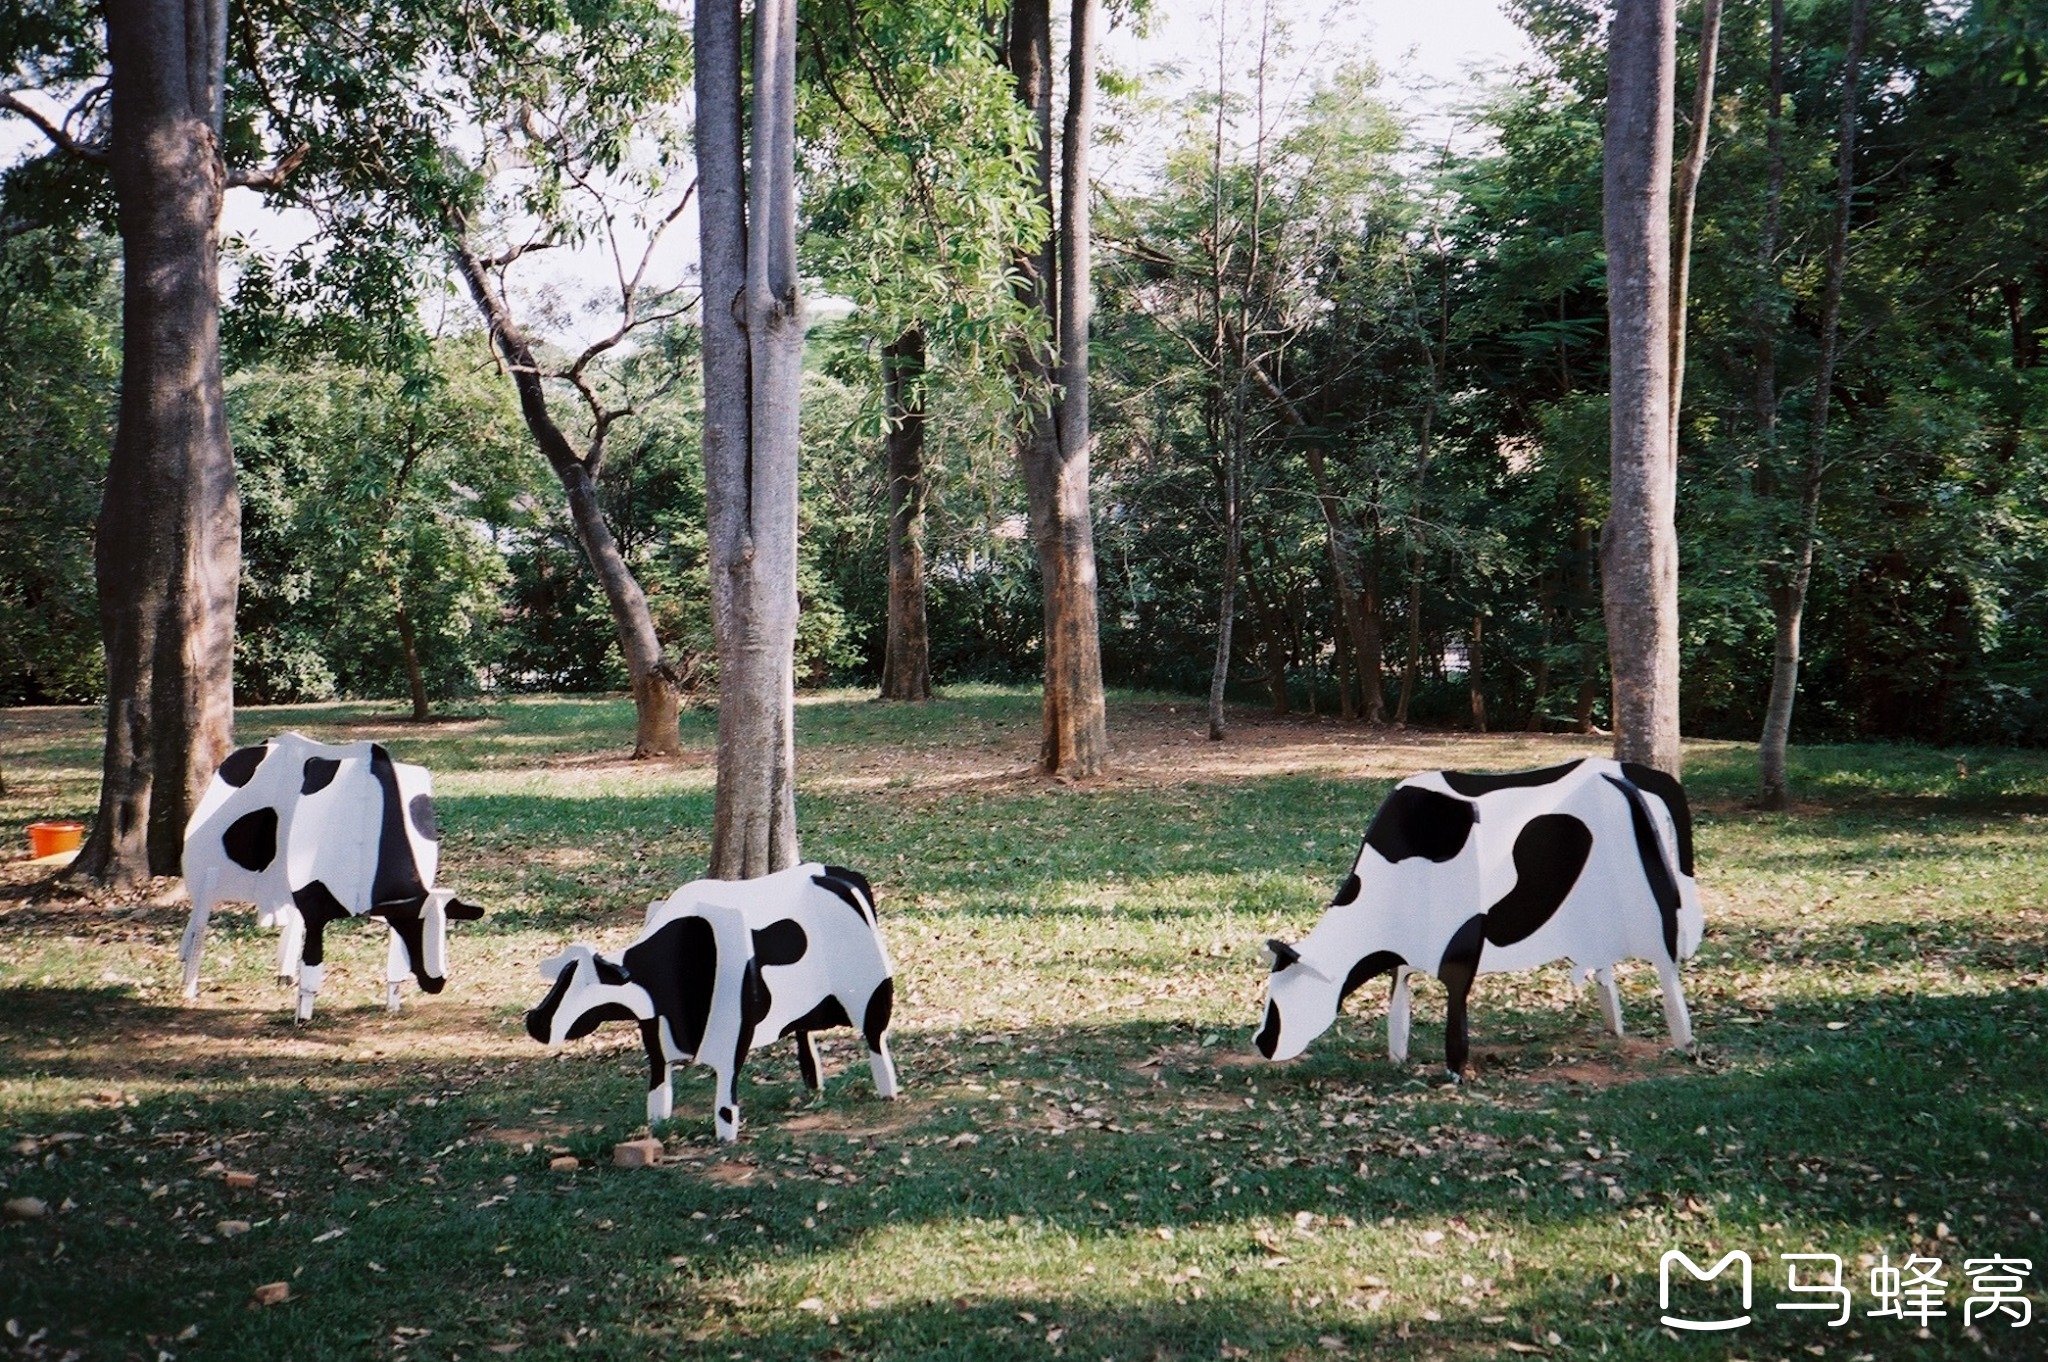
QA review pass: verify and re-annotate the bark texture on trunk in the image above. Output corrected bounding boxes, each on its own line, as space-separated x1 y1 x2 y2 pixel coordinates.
1759 0 1868 810
1467 615 1487 733
697 0 803 874
452 242 682 758
879 329 932 702
1007 0 1109 778
77 0 240 885
1601 0 1682 777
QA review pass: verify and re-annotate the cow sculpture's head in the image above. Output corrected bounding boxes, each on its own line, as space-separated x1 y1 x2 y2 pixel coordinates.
525 945 652 1045
1256 935 1409 1062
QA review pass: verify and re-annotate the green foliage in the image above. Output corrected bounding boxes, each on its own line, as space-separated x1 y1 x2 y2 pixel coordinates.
227 349 529 706
0 227 117 703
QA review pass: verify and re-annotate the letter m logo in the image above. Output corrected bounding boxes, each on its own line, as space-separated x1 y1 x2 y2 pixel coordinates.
1659 1249 1753 1331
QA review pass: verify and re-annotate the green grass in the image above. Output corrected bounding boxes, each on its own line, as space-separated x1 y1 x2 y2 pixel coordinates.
2 693 2045 1360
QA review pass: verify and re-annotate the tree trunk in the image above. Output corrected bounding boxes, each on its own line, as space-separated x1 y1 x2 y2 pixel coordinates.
1467 615 1487 733
1601 0 1682 777
394 588 429 721
76 0 240 886
697 0 803 875
1758 0 1868 810
878 328 932 701
1359 506 1385 724
1667 0 1724 460
1006 0 1109 778
451 241 682 758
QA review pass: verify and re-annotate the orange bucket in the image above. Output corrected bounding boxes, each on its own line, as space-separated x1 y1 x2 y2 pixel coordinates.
27 821 85 858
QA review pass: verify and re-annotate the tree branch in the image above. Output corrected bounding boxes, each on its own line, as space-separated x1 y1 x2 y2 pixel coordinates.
0 89 110 163
225 142 311 190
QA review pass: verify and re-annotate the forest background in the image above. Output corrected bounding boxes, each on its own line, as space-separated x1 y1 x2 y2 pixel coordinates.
3 0 2045 755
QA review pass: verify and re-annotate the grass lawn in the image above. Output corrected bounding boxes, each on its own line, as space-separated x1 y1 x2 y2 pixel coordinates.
2 688 2044 1361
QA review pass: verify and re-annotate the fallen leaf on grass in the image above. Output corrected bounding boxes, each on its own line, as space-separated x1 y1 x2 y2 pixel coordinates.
250 1282 289 1307
1502 1343 1546 1355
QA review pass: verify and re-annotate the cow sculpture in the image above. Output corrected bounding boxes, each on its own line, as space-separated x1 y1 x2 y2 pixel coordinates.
1255 757 1702 1077
525 863 898 1143
179 732 483 1020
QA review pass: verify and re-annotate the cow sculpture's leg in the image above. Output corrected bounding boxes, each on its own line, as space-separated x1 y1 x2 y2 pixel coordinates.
1437 916 1488 1080
1386 967 1413 1064
794 1031 822 1091
384 926 409 1013
1656 957 1694 1050
178 871 217 1002
1593 965 1625 1038
863 979 899 1099
275 905 305 985
640 1020 674 1124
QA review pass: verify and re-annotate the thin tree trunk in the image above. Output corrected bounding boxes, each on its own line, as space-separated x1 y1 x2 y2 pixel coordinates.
1359 504 1385 724
452 241 682 758
1528 568 1556 731
879 328 932 701
1667 0 1724 461
1467 614 1487 733
1007 0 1109 778
1207 508 1241 741
1602 0 1682 776
76 0 239 885
1394 400 1433 727
697 0 803 873
394 589 429 721
1752 0 1786 478
1759 0 1868 810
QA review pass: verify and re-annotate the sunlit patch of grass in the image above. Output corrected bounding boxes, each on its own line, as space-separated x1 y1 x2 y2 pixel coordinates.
3 694 2046 1360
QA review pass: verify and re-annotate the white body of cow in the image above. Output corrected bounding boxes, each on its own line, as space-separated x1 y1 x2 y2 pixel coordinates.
1256 757 1702 1076
525 862 898 1142
179 732 480 1019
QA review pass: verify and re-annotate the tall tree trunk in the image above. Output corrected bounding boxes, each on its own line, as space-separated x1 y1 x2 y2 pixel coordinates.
1207 505 1241 741
697 0 804 874
1667 0 1724 461
878 328 932 701
1758 0 1867 810
1006 0 1109 777
1467 615 1487 733
1751 0 1786 477
1394 401 1433 728
1528 568 1556 731
1601 0 1682 776
1359 505 1386 724
77 0 239 886
393 588 429 721
452 242 682 758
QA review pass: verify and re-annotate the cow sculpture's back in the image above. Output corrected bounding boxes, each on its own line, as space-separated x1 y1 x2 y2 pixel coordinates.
1256 757 1702 1076
179 732 482 1019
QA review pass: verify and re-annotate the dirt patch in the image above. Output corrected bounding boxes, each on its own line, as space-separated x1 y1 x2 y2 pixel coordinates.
1499 1036 1679 1090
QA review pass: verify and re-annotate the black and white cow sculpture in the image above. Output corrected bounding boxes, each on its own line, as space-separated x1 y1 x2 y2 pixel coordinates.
525 862 898 1143
1255 757 1702 1077
179 732 483 1020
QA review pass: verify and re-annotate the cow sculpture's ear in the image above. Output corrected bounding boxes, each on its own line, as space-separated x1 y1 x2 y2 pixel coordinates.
537 950 575 981
1265 938 1302 971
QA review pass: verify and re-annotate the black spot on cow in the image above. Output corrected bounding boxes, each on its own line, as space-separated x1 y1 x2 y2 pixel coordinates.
409 794 440 843
366 745 427 913
370 900 436 989
445 897 484 922
1332 872 1362 906
812 873 873 924
1619 762 1694 876
526 962 577 1042
290 879 353 965
222 808 279 872
718 1105 735 1125
1441 760 1585 798
218 745 268 788
821 865 875 912
300 756 341 795
1604 774 1682 961
1266 938 1302 971
778 995 853 1040
1483 813 1594 948
752 918 809 968
862 976 895 1053
1254 1000 1281 1058
593 954 629 986
626 916 720 1058
1364 786 1476 864
1339 950 1407 1004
